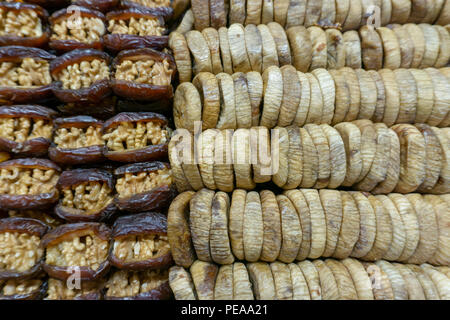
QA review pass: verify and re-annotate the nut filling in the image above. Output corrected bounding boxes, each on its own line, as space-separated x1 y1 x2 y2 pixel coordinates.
1 278 42 296
105 269 169 298
46 278 101 300
54 126 103 148
0 117 52 142
61 182 114 213
0 232 42 272
103 121 169 151
108 17 164 36
0 168 58 195
51 17 105 43
45 231 109 270
128 0 171 8
0 8 43 38
115 59 173 86
55 59 110 90
0 58 51 87
113 234 169 263
115 167 172 198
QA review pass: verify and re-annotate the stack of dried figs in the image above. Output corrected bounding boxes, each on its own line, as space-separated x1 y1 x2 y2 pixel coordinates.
166 0 450 300
0 0 193 300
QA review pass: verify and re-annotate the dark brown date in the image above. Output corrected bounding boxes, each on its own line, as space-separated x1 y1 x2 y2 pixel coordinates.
49 116 105 165
0 105 57 157
111 48 175 101
102 112 169 163
57 96 117 120
72 0 119 13
41 222 111 281
0 277 48 300
45 278 104 300
120 0 174 20
49 6 106 53
50 49 112 103
26 0 70 10
114 161 176 212
0 158 61 210
109 212 173 270
0 46 55 104
55 168 116 222
6 210 63 229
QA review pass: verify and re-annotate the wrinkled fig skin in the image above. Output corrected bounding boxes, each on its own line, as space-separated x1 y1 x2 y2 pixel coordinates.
105 281 172 300
0 46 56 104
112 48 175 101
0 158 61 210
49 7 106 52
41 222 111 281
0 217 49 280
0 279 48 300
120 0 174 20
109 212 173 270
72 0 119 13
0 3 50 48
50 49 112 103
57 97 117 120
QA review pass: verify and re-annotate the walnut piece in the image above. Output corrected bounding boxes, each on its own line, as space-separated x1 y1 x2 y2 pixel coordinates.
113 234 169 262
108 17 164 36
115 167 172 197
0 168 58 195
61 181 113 213
0 58 52 87
105 268 168 297
103 121 169 151
1 278 42 296
46 278 101 300
51 16 105 43
0 8 43 38
128 0 171 8
114 58 173 86
55 59 110 90
8 210 62 228
0 231 43 272
0 117 53 142
45 231 109 270
54 125 103 149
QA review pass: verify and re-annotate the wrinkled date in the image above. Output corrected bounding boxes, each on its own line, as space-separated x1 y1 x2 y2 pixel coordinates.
114 161 176 212
55 168 116 222
0 46 55 104
57 96 117 120
50 49 112 103
0 2 50 48
0 105 57 157
45 278 103 300
42 222 111 281
105 268 171 300
112 48 175 101
104 8 168 52
0 158 61 210
0 217 49 280
109 212 173 270
102 112 170 162
49 116 105 165
0 277 47 300
121 0 173 20
72 0 119 13
49 6 106 52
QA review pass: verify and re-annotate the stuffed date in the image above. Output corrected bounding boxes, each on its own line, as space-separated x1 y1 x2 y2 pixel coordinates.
42 222 111 281
109 212 172 270
0 46 55 104
49 116 105 165
50 49 112 103
0 217 49 280
120 0 173 19
45 277 103 300
0 105 56 156
111 48 175 101
49 6 106 52
114 161 175 212
0 158 60 210
102 112 170 162
0 277 47 300
71 0 119 13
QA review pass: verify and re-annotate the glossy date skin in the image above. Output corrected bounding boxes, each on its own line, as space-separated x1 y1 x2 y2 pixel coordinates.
57 96 117 120
0 105 57 157
120 0 174 20
72 0 119 13
109 212 173 270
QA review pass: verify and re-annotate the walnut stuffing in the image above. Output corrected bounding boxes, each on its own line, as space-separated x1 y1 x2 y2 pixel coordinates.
115 168 172 197
105 269 168 297
0 117 52 142
45 231 109 270
113 234 169 262
54 126 103 149
0 58 52 87
51 16 105 43
108 17 164 36
61 182 113 213
8 210 62 228
103 121 169 152
128 0 171 8
0 231 43 272
1 278 42 296
55 59 110 90
114 59 173 86
46 278 100 300
0 168 58 195
0 8 43 38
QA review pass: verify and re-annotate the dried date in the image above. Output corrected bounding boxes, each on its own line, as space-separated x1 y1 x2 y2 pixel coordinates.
72 0 119 13
45 278 104 300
